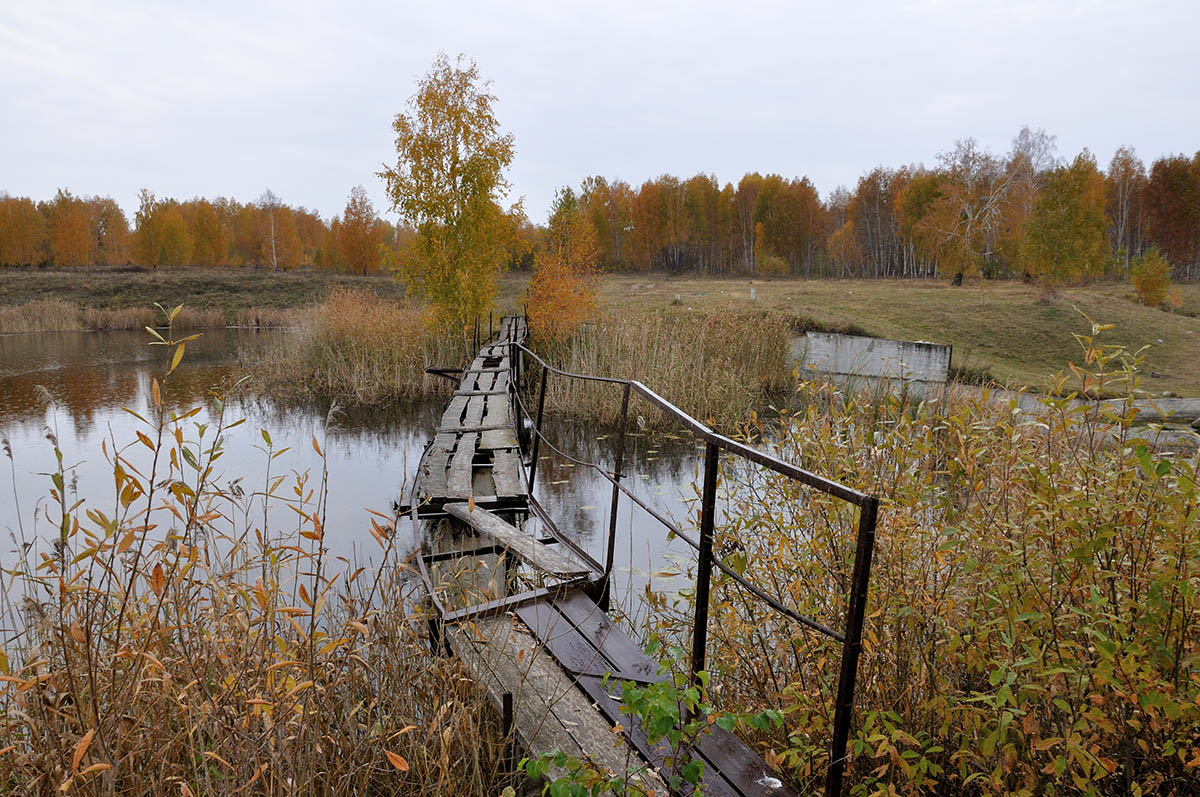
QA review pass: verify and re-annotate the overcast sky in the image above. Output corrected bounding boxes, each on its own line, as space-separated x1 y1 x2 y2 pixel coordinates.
2 0 1197 224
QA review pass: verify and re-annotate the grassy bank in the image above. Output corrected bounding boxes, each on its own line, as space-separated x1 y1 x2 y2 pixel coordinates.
593 276 1200 397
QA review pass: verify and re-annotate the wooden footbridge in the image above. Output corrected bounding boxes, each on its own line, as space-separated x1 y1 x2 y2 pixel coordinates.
405 316 879 795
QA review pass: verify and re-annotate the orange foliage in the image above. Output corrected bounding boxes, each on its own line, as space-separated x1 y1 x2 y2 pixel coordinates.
528 190 599 344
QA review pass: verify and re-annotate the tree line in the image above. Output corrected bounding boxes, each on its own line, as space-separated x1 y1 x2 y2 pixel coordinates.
563 131 1198 283
0 185 409 274
2 128 1197 284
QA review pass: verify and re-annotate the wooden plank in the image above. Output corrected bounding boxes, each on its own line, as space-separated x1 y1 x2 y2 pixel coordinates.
555 592 663 684
440 395 468 428
444 503 589 578
464 395 486 428
694 729 797 796
515 602 654 683
446 433 477 498
480 428 519 450
418 445 450 497
441 424 510 434
482 393 512 429
446 616 666 794
491 449 524 496
454 390 509 397
555 592 795 795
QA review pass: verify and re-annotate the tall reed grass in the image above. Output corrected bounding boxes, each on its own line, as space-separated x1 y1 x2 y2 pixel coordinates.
0 302 229 333
650 322 1200 794
0 299 83 333
255 288 473 405
0 324 507 794
533 309 793 428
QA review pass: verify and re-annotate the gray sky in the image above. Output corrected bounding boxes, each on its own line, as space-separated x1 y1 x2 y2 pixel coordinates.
2 0 1197 225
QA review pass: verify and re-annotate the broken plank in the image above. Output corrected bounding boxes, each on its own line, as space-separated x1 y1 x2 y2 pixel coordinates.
480 427 519 450
491 449 523 496
446 433 478 498
444 503 589 578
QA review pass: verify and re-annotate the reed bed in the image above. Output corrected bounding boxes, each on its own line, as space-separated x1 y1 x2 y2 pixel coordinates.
0 334 508 795
255 288 472 405
234 307 303 328
532 309 794 428
0 298 83 333
1 302 230 333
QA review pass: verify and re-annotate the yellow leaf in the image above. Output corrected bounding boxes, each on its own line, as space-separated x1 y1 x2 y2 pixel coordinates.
286 680 314 699
80 763 112 776
151 378 161 408
116 532 135 554
72 728 95 771
468 495 475 512
169 342 186 374
312 436 323 457
385 750 410 773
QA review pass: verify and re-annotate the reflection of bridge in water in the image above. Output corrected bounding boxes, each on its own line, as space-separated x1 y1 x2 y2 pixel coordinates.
403 315 879 795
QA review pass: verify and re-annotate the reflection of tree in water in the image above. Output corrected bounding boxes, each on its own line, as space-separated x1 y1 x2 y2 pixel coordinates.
530 417 702 561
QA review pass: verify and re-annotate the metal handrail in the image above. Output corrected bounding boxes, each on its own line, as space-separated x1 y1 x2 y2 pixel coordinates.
508 335 878 797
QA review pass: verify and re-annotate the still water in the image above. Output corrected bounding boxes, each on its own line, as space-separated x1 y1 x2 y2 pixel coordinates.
0 328 701 611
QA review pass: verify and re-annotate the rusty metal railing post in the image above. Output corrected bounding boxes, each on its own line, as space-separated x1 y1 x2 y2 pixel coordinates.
509 340 523 448
600 382 632 611
527 366 549 491
825 496 879 796
689 441 719 691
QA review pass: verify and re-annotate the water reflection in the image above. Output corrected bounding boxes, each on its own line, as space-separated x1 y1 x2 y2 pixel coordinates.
0 330 704 618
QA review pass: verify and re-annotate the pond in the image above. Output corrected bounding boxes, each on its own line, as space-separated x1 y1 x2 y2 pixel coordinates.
0 328 702 622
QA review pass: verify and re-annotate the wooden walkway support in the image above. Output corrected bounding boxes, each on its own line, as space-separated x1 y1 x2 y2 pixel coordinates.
407 315 873 795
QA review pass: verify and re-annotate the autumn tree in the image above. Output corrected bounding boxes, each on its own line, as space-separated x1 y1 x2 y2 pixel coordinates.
1106 147 1146 271
47 189 95 266
379 52 518 326
340 185 382 274
926 139 1012 284
1020 151 1108 291
93 197 130 266
188 199 228 266
528 188 599 343
1143 153 1200 280
999 126 1060 272
0 195 47 266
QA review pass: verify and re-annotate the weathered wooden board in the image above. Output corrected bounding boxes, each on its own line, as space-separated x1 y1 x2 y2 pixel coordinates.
444 503 588 578
464 395 486 428
482 393 512 430
491 449 523 496
446 615 665 793
480 428 519 449
446 433 478 498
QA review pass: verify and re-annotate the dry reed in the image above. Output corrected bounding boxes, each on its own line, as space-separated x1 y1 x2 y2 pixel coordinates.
0 298 83 333
0 332 509 794
533 309 793 428
234 307 303 328
255 288 471 404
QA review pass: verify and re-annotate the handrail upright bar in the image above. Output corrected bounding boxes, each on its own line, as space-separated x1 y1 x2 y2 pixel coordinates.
601 382 632 611
527 366 549 490
690 441 719 697
825 496 880 796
